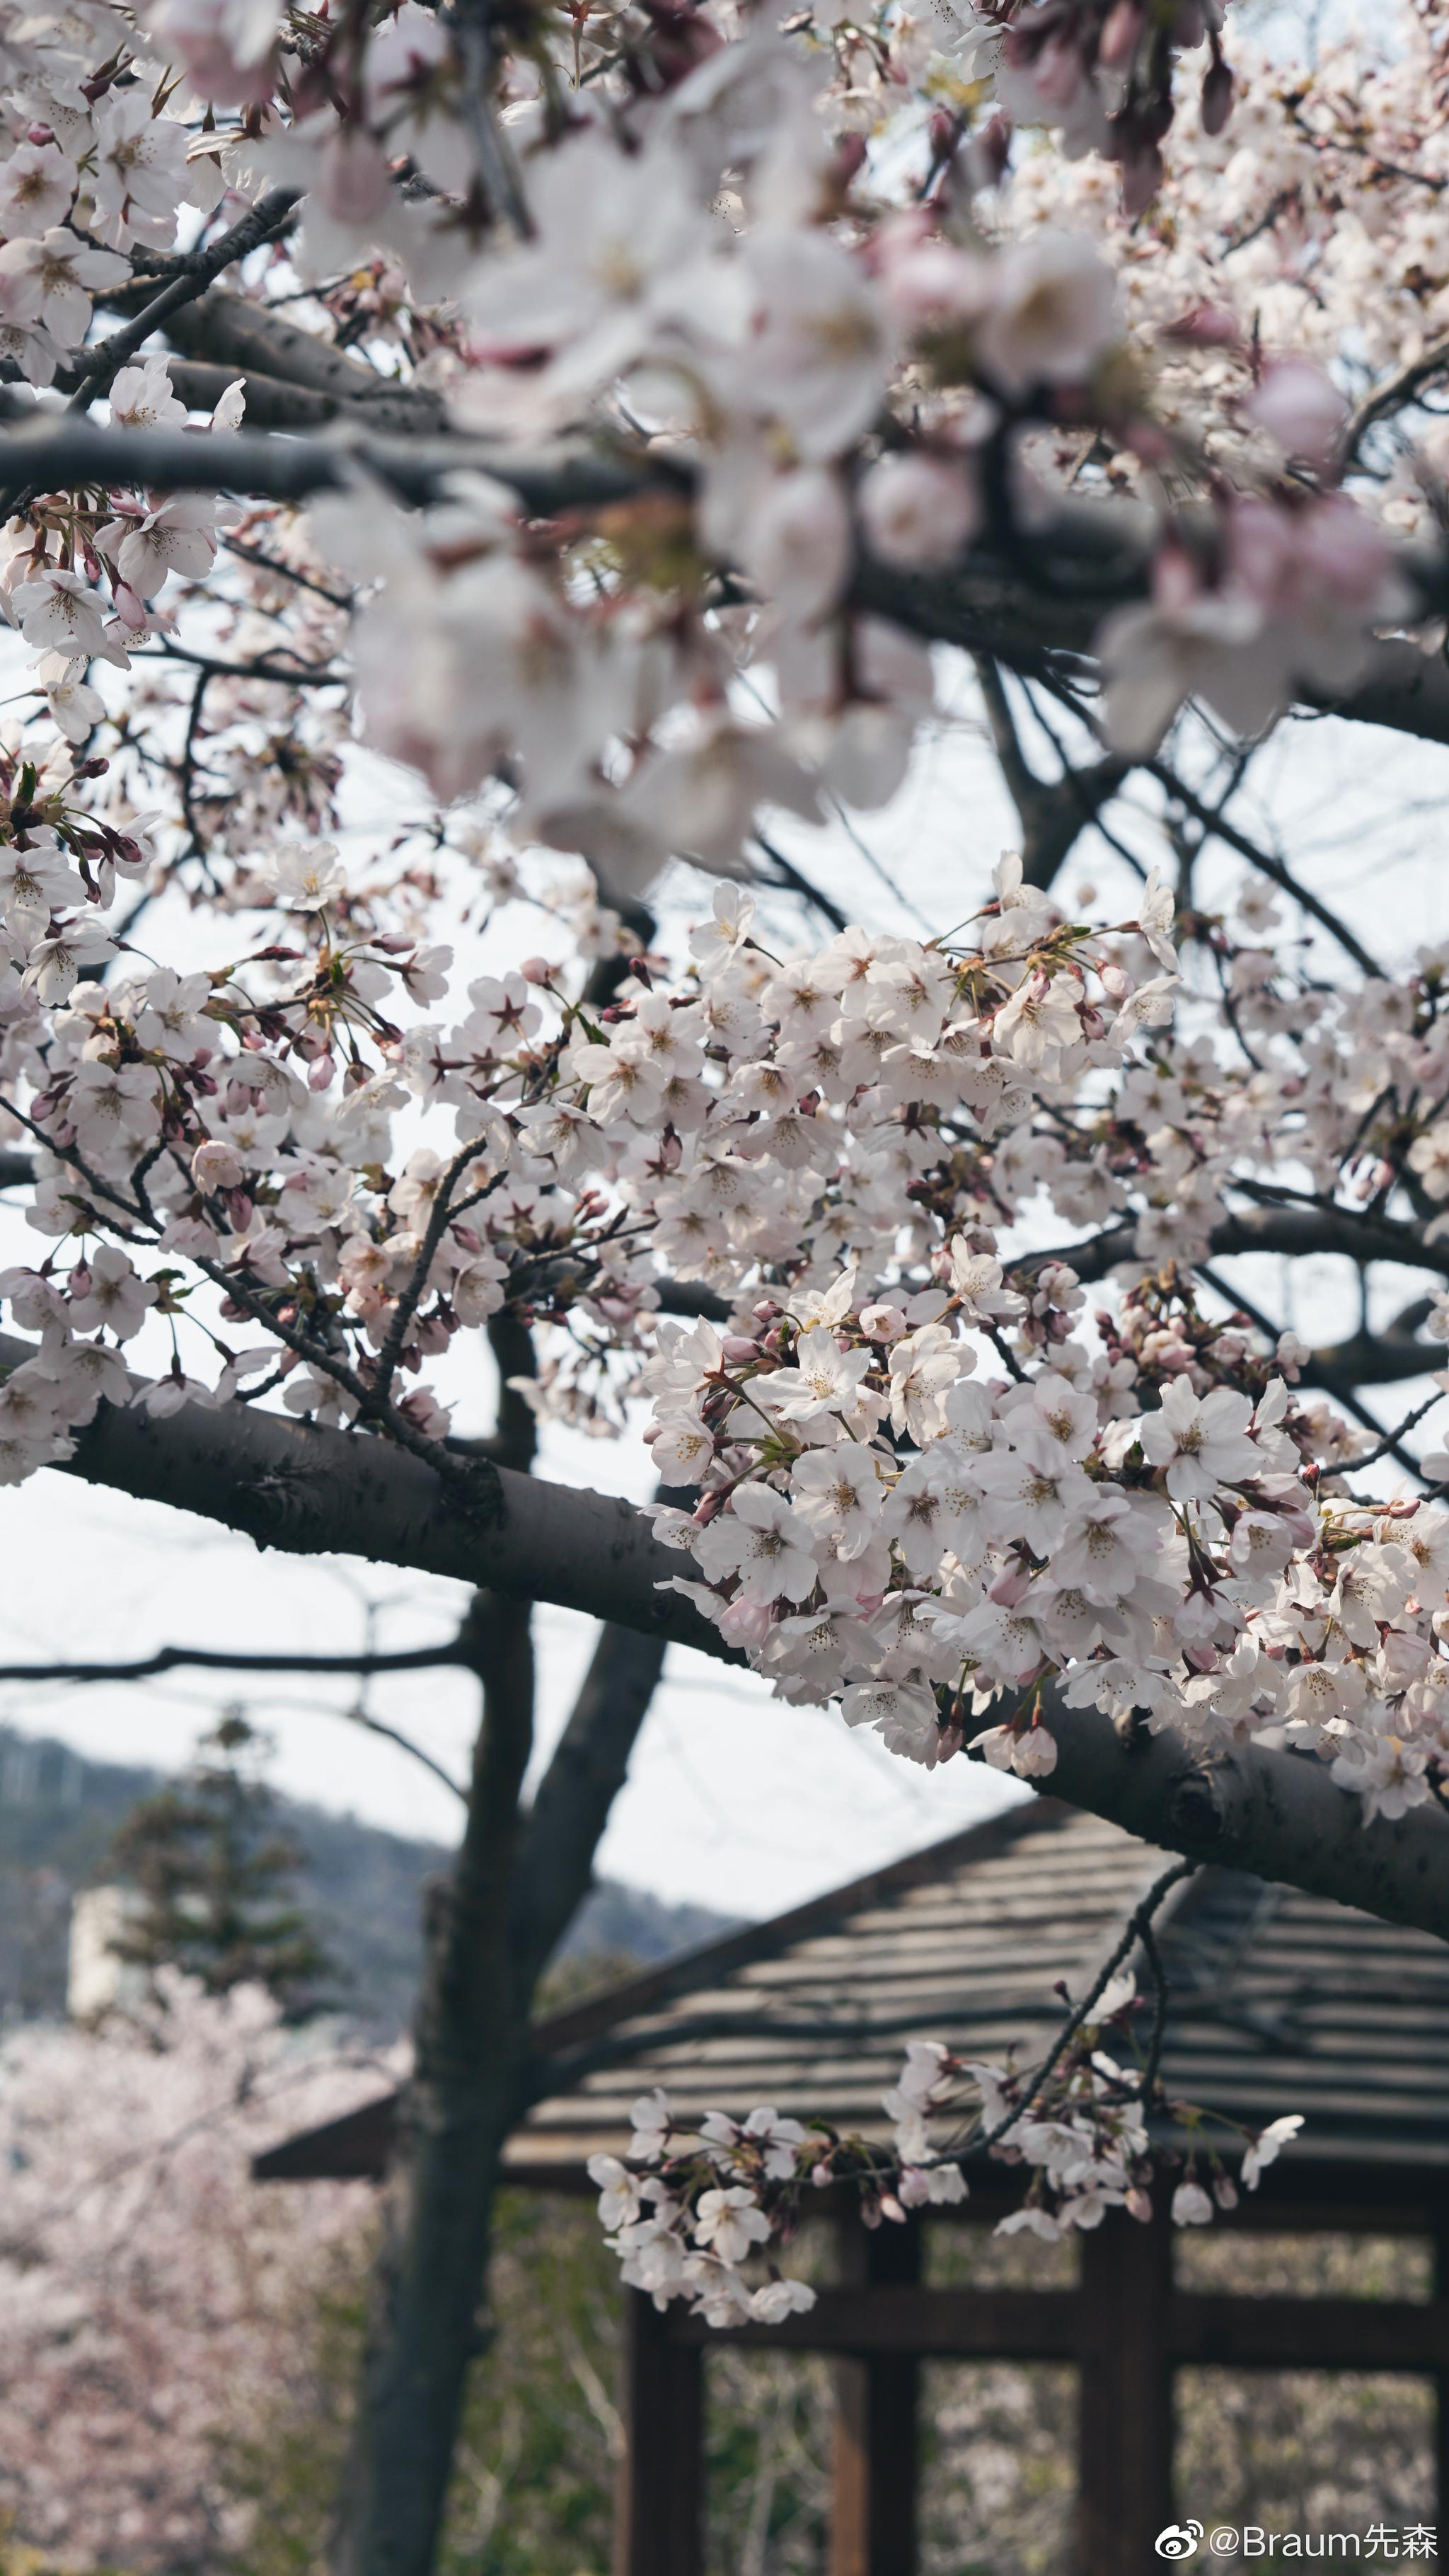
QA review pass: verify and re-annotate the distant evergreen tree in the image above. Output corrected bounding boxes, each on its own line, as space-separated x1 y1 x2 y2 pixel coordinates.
108 1710 335 2017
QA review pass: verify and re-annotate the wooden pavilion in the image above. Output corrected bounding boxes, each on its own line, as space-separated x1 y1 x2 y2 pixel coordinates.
256 1801 1449 2575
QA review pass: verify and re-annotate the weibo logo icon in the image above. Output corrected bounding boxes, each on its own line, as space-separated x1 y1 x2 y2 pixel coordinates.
1155 2526 1205 2560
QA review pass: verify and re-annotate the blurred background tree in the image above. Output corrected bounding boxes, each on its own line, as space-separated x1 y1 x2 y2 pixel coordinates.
106 1712 336 2019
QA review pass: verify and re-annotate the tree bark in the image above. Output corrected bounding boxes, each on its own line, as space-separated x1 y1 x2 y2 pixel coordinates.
333 1591 537 2576
1030 1689 1449 1942
512 1619 669 1998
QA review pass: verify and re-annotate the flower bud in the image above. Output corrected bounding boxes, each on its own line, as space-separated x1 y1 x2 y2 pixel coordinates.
1201 54 1234 136
1101 1 1143 66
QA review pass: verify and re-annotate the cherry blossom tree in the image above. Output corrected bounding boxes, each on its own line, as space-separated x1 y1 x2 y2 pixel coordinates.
1 0 1449 2563
0 1975 385 2566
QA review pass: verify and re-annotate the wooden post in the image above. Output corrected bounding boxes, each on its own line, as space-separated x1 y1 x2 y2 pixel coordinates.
613 2289 704 2576
1077 2205 1174 2576
830 2217 923 2576
1435 2221 1449 2538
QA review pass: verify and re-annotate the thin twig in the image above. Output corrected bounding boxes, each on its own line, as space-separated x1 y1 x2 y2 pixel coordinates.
976 1858 1199 2151
62 188 304 416
1344 1386 1446 1472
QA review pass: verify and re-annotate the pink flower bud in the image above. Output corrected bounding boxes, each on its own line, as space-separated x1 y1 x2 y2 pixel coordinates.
966 111 1012 190
860 1301 907 1342
722 1335 758 1364
1246 360 1346 472
717 1596 775 1648
836 132 867 185
1162 302 1241 349
1100 1 1143 67
112 581 149 636
307 1050 337 1092
520 955 553 984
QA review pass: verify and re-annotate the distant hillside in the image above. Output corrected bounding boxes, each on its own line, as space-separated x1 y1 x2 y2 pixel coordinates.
0 1725 735 2036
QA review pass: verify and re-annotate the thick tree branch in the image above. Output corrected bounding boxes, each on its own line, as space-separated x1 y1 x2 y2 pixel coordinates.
0 1327 723 1655
0 401 1441 747
1017 1198 1449 1288
0 417 658 515
337 1587 536 2576
161 284 445 414
509 1485 695 1997
164 356 436 437
3 413 1448 744
1029 1686 1449 1945
7 1328 1448 1944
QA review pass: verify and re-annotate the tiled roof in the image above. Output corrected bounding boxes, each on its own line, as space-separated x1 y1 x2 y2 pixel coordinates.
254 1798 1449 2185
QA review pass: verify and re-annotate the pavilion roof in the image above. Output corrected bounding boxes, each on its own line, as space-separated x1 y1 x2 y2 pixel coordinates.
253 1799 1449 2189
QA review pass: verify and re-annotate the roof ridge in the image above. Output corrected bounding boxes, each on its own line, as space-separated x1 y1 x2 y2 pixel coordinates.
522 1795 1083 2064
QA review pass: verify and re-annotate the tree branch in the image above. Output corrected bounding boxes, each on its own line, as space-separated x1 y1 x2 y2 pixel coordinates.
0 1640 466 1684
973 654 1132 890
1344 331 1449 468
4 408 1448 748
337 1585 536 2576
1027 1684 1449 1945
1144 759 1385 979
59 190 304 418
0 417 660 515
145 280 449 425
1015 1198 1449 1288
7 1326 1449 1944
0 1327 724 1657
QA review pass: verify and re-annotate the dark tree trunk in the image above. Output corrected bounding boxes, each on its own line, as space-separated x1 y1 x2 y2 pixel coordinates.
329 1486 674 2573
331 1591 536 2576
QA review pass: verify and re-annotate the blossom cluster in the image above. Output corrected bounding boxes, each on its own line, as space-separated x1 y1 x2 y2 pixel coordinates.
0 4 1440 1845
587 1965 1303 2328
0 1973 386 2561
6 815 1449 1833
275 0 1412 834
